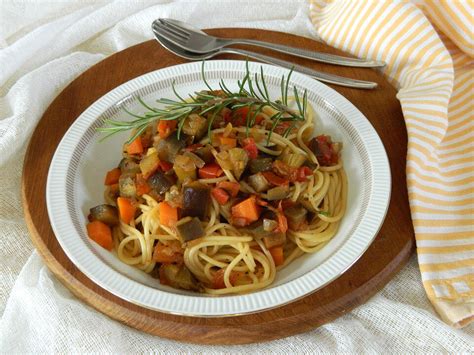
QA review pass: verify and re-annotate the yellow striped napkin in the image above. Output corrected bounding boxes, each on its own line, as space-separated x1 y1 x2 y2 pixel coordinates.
309 0 473 328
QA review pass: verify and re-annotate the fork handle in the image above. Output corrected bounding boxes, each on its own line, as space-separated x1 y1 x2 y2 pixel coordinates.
223 39 385 68
220 48 378 89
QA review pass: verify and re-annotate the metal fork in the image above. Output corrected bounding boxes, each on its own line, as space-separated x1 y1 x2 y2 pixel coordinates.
157 18 385 68
152 21 379 89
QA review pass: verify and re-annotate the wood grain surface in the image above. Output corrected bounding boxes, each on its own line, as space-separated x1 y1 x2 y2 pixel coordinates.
22 28 415 345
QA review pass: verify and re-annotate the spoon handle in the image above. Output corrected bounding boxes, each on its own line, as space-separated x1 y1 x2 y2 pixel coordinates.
220 48 378 89
225 39 386 68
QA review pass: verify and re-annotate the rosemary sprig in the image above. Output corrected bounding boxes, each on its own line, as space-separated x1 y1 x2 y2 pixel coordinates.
98 61 308 144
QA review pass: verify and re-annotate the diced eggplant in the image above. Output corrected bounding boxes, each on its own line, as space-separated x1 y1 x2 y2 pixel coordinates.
173 154 197 183
182 113 207 139
119 175 136 198
156 132 186 163
266 185 289 201
183 151 205 168
284 205 308 229
240 214 278 238
159 264 199 291
104 185 120 204
182 181 210 219
248 157 273 174
263 218 278 232
148 171 175 196
112 225 124 242
215 150 233 170
164 185 183 208
119 158 140 175
176 217 205 242
263 232 286 249
228 148 248 179
149 264 161 279
248 173 270 192
139 151 159 178
194 145 214 164
240 219 266 238
89 204 119 226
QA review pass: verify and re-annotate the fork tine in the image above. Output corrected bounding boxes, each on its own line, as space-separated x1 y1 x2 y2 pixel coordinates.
153 26 186 45
154 21 188 41
159 18 190 37
153 22 188 43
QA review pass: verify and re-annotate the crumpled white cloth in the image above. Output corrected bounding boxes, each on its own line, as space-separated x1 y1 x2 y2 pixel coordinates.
0 1 472 352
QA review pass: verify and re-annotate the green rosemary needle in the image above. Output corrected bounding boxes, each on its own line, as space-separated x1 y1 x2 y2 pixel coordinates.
97 61 308 144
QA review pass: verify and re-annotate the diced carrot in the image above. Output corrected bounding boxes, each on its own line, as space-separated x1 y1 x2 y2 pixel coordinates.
153 241 183 263
269 246 284 266
109 182 119 192
276 212 288 233
127 136 144 155
219 136 237 148
117 197 136 224
242 137 258 159
159 201 178 227
217 181 240 197
212 269 240 289
135 174 151 196
104 168 121 185
198 163 224 179
231 196 260 223
158 120 177 138
262 171 289 187
86 221 113 250
159 160 173 172
211 187 230 205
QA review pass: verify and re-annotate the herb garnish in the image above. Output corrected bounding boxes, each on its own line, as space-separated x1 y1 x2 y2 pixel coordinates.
98 61 308 144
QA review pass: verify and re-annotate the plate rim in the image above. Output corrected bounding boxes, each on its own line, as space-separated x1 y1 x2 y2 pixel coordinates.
46 60 391 317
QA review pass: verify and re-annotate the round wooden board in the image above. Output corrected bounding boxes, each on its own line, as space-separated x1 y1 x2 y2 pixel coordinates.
22 29 415 345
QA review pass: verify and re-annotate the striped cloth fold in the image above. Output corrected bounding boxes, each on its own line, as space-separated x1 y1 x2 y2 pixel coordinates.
309 0 473 328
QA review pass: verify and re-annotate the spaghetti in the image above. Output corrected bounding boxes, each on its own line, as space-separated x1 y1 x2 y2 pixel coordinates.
86 70 347 295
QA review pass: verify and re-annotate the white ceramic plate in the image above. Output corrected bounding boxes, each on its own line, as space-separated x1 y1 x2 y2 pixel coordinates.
46 60 391 317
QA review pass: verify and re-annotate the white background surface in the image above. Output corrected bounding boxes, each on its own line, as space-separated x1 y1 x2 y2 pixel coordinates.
0 1 472 352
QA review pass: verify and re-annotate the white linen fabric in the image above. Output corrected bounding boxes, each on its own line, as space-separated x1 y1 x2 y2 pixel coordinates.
0 1 472 352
